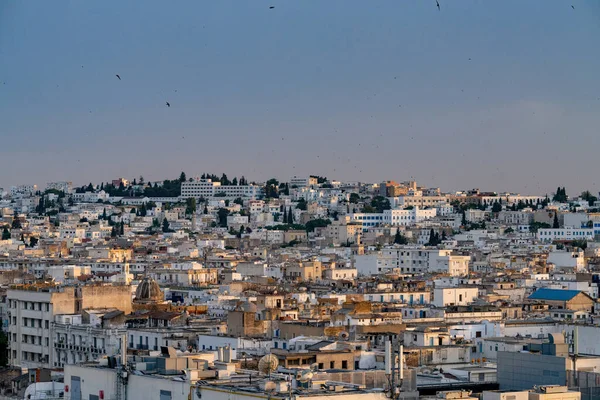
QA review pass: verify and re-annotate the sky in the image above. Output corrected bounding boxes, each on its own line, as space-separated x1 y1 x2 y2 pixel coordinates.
1 0 599 196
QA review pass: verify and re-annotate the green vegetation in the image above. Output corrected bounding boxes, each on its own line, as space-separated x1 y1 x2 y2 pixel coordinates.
305 218 331 232
529 221 551 233
296 198 307 211
370 196 391 213
553 187 568 203
581 191 598 207
394 230 408 245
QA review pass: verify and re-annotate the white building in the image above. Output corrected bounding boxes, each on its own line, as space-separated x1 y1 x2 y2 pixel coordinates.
181 179 262 199
46 181 73 194
433 287 479 307
290 176 318 188
350 207 437 229
53 313 126 368
547 250 586 271
355 248 470 276
537 227 594 242
10 184 38 198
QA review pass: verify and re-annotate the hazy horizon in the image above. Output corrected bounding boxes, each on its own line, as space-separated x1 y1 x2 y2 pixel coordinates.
1 1 599 195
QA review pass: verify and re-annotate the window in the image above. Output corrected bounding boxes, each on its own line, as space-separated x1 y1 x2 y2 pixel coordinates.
45 320 49 329
342 360 348 369
330 361 335 369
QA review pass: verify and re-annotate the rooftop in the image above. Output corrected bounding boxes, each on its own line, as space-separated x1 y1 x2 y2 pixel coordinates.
528 288 581 301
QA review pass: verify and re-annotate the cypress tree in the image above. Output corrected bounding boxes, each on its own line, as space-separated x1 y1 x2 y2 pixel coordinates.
288 207 294 224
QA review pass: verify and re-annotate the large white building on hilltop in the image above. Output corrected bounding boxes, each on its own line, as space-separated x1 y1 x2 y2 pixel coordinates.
181 179 262 199
350 207 437 228
10 184 38 198
46 181 73 193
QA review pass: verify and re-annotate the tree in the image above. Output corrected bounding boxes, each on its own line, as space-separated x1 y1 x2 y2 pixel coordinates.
441 231 447 241
427 229 436 246
110 226 117 237
492 201 502 213
217 208 230 227
11 217 21 229
283 208 288 224
581 190 598 207
394 230 408 245
305 218 331 233
203 204 208 214
102 208 107 220
185 197 197 215
296 198 307 211
30 236 38 247
237 225 244 239
553 213 560 229
119 221 125 235
288 207 294 224
461 210 467 226
572 239 588 250
505 227 514 234
162 218 171 232
371 196 391 213
179 172 187 182
349 193 360 204
529 221 551 233
221 173 230 186
139 203 147 217
553 187 568 203
86 182 94 192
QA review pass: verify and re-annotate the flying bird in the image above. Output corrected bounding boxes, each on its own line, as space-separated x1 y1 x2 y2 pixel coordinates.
269 6 275 9
166 102 171 107
571 5 575 9
115 74 121 80
436 0 440 10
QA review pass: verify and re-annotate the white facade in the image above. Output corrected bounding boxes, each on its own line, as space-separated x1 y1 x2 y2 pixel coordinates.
46 181 73 193
547 250 586 271
7 291 54 369
181 179 262 199
355 248 470 276
350 207 436 229
537 227 594 242
10 184 38 197
433 287 479 307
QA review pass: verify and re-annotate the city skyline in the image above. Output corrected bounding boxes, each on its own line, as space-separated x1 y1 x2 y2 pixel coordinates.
1 0 599 194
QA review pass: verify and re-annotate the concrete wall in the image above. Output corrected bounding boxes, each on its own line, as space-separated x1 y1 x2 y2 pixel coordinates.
81 285 133 314
497 351 567 390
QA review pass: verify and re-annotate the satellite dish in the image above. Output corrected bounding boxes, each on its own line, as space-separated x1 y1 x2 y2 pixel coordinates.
258 354 279 375
338 331 349 340
296 370 313 382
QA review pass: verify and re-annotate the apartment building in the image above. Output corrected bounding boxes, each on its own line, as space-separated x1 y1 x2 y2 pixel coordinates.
290 176 318 188
355 248 470 276
7 285 132 369
46 181 73 194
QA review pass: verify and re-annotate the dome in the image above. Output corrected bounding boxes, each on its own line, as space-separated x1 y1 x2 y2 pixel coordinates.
239 301 257 313
135 277 163 303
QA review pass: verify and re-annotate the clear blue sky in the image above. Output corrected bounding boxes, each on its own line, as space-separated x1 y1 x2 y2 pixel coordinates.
1 0 599 195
